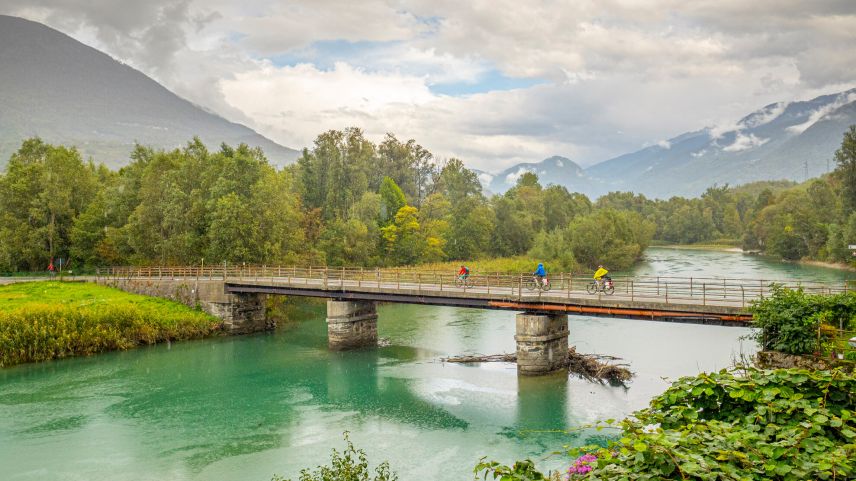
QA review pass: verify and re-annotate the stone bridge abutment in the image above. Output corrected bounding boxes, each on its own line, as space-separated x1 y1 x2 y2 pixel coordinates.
97 278 270 334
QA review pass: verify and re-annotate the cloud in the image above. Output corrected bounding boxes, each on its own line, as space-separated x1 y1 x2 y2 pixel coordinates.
1 0 855 172
722 132 769 152
787 91 856 134
656 140 671 149
504 167 533 185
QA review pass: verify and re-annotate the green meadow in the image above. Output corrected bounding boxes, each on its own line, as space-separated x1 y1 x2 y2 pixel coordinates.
0 281 220 367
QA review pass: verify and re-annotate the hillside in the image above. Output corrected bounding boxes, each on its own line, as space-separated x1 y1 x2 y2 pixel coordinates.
0 15 299 169
485 89 856 198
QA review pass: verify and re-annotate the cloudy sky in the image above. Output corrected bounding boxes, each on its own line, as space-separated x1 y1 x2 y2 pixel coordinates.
2 1 855 171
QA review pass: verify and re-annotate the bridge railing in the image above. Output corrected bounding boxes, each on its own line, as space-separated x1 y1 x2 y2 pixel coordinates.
96 266 854 309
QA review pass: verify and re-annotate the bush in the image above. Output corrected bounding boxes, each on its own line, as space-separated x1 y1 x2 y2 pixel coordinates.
477 368 856 480
749 285 856 355
273 433 397 481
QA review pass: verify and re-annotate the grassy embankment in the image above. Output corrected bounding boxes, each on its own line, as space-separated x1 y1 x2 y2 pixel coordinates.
0 281 220 367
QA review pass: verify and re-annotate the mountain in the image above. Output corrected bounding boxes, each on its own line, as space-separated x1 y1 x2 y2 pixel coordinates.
585 89 856 198
0 15 299 169
484 155 597 194
484 89 856 198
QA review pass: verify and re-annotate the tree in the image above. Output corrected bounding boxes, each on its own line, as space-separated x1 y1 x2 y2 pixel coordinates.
833 125 856 210
379 177 406 225
0 139 97 271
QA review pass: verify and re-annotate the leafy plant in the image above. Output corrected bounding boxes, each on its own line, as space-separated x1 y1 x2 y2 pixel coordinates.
476 368 856 480
273 432 397 481
749 285 856 355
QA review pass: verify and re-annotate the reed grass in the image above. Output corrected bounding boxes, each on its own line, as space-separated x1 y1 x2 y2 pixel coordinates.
0 282 220 367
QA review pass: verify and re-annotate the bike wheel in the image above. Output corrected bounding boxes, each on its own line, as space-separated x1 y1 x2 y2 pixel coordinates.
525 278 537 291
586 282 598 295
604 284 615 295
465 278 474 288
540 280 551 292
455 278 464 288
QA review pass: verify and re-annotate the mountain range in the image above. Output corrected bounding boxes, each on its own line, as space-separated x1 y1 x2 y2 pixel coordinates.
484 89 856 198
0 15 299 169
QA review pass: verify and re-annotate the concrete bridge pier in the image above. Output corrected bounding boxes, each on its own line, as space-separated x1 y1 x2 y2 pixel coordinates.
326 300 378 350
515 312 569 375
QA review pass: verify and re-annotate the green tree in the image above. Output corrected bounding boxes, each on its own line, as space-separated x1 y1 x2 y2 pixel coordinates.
833 125 856 210
379 177 406 225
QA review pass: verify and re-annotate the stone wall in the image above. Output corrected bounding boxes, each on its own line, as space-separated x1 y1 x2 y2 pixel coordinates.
756 351 855 373
97 277 272 334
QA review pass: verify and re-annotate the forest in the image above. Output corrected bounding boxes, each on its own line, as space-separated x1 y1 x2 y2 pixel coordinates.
0 126 854 274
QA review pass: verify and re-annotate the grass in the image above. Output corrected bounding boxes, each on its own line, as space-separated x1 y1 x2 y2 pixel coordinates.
404 256 547 275
0 281 220 367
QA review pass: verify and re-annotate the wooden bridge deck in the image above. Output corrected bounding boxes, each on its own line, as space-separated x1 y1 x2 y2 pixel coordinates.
96 266 854 326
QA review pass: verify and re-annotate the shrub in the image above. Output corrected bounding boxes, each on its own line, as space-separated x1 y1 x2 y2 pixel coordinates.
476 368 856 481
273 433 397 481
749 285 856 355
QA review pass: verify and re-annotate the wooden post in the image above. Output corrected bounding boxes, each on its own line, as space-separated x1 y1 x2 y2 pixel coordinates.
342 266 346 288
518 275 522 301
657 276 660 296
631 280 634 301
665 282 669 303
397 271 400 289
323 267 328 289
703 283 706 305
690 277 693 297
741 285 745 308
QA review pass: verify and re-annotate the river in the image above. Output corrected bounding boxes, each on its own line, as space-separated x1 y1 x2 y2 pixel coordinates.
1 248 851 481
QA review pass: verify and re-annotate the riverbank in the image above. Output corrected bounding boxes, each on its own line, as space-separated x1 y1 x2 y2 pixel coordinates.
797 258 856 273
0 281 220 367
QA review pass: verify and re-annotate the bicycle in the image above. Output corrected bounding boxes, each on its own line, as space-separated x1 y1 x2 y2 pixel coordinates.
586 278 615 295
525 276 551 292
455 276 474 289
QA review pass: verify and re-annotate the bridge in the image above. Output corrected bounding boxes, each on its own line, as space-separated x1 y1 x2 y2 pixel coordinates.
96 266 853 375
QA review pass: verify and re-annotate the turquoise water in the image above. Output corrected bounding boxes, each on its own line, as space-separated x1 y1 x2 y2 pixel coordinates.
0 249 851 480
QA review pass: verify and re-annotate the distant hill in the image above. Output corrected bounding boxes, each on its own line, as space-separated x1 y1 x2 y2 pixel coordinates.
484 89 856 198
0 15 299 169
483 155 601 194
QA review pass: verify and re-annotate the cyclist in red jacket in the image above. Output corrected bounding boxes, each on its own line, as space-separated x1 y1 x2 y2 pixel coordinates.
458 265 470 280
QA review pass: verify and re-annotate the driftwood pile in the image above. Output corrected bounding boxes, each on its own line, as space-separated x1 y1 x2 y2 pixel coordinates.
441 347 633 384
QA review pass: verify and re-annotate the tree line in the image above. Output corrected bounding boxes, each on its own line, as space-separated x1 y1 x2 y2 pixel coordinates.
1 126 854 274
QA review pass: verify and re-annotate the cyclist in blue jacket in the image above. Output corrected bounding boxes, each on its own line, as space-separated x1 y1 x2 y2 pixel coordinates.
533 263 547 288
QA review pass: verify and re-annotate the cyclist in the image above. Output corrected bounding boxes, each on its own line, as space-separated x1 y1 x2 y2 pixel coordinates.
533 263 547 288
458 265 470 280
593 264 610 288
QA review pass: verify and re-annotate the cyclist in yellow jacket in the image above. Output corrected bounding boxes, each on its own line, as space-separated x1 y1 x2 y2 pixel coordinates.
593 265 610 288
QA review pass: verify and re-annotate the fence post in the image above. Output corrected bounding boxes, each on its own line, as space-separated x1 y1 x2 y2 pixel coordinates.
417 272 422 294
723 278 726 299
342 266 346 289
518 275 522 301
690 277 693 297
703 283 706 305
323 267 328 289
397 271 400 289
657 277 660 296
665 282 669 303
440 273 443 291
741 285 745 308
631 280 634 301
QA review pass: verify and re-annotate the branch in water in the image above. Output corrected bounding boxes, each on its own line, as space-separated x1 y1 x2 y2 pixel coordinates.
441 347 634 384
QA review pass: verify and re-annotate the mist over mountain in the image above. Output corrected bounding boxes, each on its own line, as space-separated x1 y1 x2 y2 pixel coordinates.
481 156 599 194
486 89 856 198
0 15 299 169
